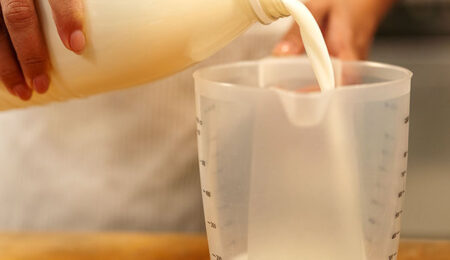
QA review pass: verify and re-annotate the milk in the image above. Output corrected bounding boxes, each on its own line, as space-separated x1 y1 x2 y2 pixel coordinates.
282 0 335 91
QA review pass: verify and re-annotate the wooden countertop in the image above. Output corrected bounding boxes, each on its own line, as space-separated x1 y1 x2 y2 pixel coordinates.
0 233 448 260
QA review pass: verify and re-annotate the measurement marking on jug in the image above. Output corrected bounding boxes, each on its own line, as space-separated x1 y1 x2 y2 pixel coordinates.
227 239 237 247
207 221 217 229
200 160 207 167
211 253 222 260
224 221 233 228
404 116 410 124
384 102 397 110
401 171 407 177
398 190 405 198
389 252 398 260
403 151 408 158
395 210 403 219
197 130 201 136
204 105 216 114
371 199 381 206
196 117 203 126
203 189 212 198
391 231 400 239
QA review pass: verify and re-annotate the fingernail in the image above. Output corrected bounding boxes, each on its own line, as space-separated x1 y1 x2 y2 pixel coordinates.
13 84 32 101
33 74 50 94
69 30 86 54
273 41 298 56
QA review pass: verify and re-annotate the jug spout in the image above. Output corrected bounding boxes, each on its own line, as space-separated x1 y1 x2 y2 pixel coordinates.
271 87 334 127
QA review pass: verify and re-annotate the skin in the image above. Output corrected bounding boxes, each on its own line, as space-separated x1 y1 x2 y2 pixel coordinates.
0 0 85 100
274 0 398 60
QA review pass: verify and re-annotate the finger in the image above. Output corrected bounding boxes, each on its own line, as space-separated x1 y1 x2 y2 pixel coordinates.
1 0 50 94
48 0 85 54
324 8 357 60
273 23 305 56
305 0 330 26
273 0 329 56
0 15 31 100
295 85 321 93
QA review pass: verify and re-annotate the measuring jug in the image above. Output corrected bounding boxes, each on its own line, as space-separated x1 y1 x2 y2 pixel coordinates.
194 57 412 260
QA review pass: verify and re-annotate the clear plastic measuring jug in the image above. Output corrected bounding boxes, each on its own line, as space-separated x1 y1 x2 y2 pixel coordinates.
194 57 412 260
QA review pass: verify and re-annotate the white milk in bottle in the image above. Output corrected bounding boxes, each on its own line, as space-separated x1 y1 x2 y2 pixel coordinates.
0 0 336 111
0 0 295 110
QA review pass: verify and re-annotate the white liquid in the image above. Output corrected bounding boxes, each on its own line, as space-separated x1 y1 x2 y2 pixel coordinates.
282 0 335 91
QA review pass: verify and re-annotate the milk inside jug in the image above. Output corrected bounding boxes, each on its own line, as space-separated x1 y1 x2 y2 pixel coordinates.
0 0 307 110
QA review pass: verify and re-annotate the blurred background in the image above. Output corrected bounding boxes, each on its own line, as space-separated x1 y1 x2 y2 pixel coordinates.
0 0 448 241
373 0 450 239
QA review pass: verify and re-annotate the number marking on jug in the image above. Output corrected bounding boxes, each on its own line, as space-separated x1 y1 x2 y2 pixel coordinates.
391 231 400 239
212 253 222 260
207 221 217 229
403 151 408 158
401 171 407 177
395 210 403 219
398 190 405 198
203 189 212 197
200 160 207 167
404 116 409 124
389 252 398 260
196 117 203 126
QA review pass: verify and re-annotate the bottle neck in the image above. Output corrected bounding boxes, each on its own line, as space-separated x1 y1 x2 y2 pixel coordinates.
249 0 290 24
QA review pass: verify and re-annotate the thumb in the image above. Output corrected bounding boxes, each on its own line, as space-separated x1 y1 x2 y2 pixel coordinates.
273 23 305 56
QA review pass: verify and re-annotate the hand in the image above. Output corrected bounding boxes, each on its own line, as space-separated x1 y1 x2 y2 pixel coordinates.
0 0 85 100
273 0 396 60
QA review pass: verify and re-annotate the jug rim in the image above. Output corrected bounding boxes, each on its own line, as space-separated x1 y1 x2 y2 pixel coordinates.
193 57 413 95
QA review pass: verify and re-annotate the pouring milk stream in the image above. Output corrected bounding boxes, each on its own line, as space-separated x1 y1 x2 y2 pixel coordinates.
0 0 334 110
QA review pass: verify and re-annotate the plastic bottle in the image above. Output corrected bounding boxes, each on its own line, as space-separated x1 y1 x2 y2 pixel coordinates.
0 0 291 110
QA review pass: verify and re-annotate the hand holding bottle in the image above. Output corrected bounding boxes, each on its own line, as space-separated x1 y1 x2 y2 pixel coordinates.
0 0 85 100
